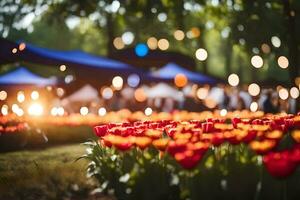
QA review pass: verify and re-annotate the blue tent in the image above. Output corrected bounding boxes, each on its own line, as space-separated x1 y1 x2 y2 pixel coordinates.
18 42 139 74
0 67 57 86
150 62 219 84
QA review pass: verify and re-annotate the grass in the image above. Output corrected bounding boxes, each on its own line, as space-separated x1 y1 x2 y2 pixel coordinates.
0 144 107 200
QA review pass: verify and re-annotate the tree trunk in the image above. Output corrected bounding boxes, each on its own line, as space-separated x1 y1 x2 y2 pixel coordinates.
282 0 299 82
106 12 115 57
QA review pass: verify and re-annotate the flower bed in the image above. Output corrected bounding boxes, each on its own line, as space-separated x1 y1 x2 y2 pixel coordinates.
84 113 300 200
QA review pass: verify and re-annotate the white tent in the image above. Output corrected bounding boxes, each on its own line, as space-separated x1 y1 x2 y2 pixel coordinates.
62 84 99 103
145 83 184 102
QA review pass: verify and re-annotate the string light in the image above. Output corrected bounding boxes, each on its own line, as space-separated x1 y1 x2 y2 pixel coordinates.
28 103 43 116
17 91 25 103
0 91 7 100
98 107 107 116
228 74 239 86
174 73 188 87
112 76 123 90
290 87 299 99
220 109 227 116
102 87 113 99
113 37 125 49
1 104 8 115
278 88 289 100
251 55 263 68
157 39 169 50
196 87 209 100
174 30 185 41
248 83 260 96
195 48 208 61
18 43 26 51
277 56 289 69
134 88 147 102
147 37 158 50
144 107 153 116
80 106 89 116
60 65 67 72
31 91 39 100
12 48 17 54
250 102 258 112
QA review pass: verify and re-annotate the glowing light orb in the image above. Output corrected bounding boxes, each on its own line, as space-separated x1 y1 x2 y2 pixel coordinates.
98 107 107 116
251 55 263 68
28 103 43 116
144 107 153 116
174 73 188 87
248 83 260 96
228 74 239 86
135 43 149 57
112 76 123 90
80 106 89 116
195 48 208 61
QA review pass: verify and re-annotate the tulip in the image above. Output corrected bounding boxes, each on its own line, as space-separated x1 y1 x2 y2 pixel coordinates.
292 130 300 143
94 125 108 137
135 136 152 150
174 150 202 169
167 139 188 156
152 138 170 151
249 140 277 154
263 151 297 178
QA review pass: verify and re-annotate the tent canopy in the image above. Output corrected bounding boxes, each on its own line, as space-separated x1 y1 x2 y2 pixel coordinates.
151 62 219 84
62 84 99 103
0 67 57 86
19 42 139 73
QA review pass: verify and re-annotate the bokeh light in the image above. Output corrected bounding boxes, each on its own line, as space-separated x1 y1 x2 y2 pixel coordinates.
248 83 260 96
0 90 8 100
271 36 281 48
278 88 289 100
174 30 185 41
17 91 25 103
31 91 39 100
157 39 169 50
277 56 289 69
196 87 209 100
174 73 188 87
80 106 89 116
290 87 299 99
60 64 67 72
112 76 123 90
113 37 125 49
12 48 17 54
134 88 147 102
127 74 140 87
1 104 8 115
228 74 239 86
98 107 107 116
57 88 65 97
135 43 149 57
250 102 258 112
220 109 227 116
144 107 153 116
251 55 263 68
195 48 208 61
28 103 43 116
121 31 134 45
102 87 113 99
18 42 26 51
147 37 158 50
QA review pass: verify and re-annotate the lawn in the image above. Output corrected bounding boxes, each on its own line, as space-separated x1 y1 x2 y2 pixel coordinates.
0 144 113 200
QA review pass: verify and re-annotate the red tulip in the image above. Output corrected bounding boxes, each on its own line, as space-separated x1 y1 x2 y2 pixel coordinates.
94 125 108 137
174 150 202 169
263 151 297 178
167 139 188 156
